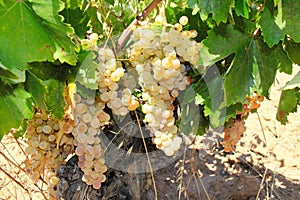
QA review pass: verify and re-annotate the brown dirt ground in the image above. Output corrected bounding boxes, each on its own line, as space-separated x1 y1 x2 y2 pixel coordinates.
0 69 299 200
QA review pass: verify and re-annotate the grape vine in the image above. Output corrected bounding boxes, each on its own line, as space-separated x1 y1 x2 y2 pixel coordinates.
0 0 300 199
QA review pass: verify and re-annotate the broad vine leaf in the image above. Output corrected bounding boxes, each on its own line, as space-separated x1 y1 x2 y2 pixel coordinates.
193 66 226 128
0 82 33 140
178 87 209 135
252 40 292 96
260 0 300 46
61 0 83 9
284 38 300 66
225 39 292 105
199 0 232 24
44 79 65 119
76 51 98 90
0 0 77 82
27 62 68 119
187 0 200 15
60 7 90 39
276 88 299 124
259 1 285 47
0 63 18 81
200 25 292 105
280 71 300 90
282 0 300 43
224 41 255 106
235 0 249 19
25 71 47 110
198 24 251 67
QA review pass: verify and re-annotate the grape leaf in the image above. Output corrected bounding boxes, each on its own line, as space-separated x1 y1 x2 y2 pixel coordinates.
178 88 209 136
76 51 98 90
280 71 300 90
199 0 232 24
0 63 18 81
201 25 292 105
282 0 300 43
198 24 251 67
62 0 83 9
276 88 299 124
0 0 77 82
235 0 249 19
252 40 292 95
0 82 33 140
284 38 300 66
27 62 68 119
259 0 300 46
259 1 285 47
187 0 200 15
25 71 47 110
44 79 65 119
225 39 292 105
193 66 226 128
60 7 90 39
224 41 255 106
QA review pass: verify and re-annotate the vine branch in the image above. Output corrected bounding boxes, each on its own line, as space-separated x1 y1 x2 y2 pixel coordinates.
116 0 162 52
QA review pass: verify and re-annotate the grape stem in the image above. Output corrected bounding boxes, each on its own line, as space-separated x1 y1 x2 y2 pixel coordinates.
116 0 162 52
134 110 158 200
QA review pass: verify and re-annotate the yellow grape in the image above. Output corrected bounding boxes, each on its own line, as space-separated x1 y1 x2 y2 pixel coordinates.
43 125 52 134
179 16 188 26
49 176 59 186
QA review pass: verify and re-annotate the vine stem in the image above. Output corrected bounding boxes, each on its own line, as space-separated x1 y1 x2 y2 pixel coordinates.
134 110 158 200
116 0 162 52
0 166 29 193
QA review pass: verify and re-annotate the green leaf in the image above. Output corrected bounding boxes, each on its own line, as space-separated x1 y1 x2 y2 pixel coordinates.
44 79 65 119
198 24 251 67
60 7 90 39
0 82 33 140
252 40 292 96
259 0 300 46
276 88 299 124
224 41 255 105
187 0 200 15
284 38 300 66
76 51 98 90
199 0 232 24
280 71 300 90
27 62 69 119
62 0 83 9
224 39 292 105
0 63 18 81
259 1 285 47
0 0 77 79
235 0 249 19
282 0 300 42
177 86 209 135
192 66 226 128
24 71 47 110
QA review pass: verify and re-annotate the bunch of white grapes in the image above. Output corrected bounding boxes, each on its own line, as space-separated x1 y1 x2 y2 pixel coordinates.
24 110 74 198
72 93 108 189
127 16 202 156
97 47 139 115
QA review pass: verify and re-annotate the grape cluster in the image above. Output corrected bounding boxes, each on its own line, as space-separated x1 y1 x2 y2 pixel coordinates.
24 110 74 198
222 92 265 152
127 16 202 156
97 47 139 116
81 33 99 50
221 119 246 152
238 92 265 117
72 93 108 189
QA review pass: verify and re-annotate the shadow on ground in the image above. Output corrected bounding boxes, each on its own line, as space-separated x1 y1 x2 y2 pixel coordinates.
57 129 300 200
